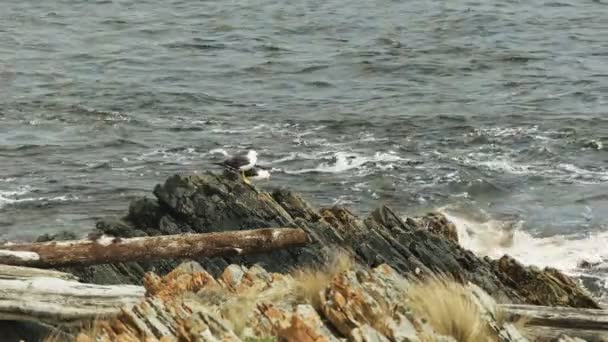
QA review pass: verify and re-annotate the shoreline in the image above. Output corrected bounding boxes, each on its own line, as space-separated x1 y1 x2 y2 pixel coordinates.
1 170 605 341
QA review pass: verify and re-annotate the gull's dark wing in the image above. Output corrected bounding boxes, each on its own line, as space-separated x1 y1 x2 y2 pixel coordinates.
221 154 250 169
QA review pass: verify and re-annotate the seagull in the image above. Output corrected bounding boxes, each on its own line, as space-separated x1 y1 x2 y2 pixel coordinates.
213 150 258 184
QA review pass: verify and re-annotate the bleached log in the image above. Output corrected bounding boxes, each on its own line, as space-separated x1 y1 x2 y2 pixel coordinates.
499 303 608 341
0 228 309 268
0 264 78 281
0 276 144 324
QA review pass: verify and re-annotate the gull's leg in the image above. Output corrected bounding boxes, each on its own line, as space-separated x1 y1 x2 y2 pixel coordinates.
241 170 252 185
243 175 252 185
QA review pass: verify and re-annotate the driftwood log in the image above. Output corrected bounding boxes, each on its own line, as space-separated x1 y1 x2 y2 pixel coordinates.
500 304 608 341
0 265 144 325
0 228 309 268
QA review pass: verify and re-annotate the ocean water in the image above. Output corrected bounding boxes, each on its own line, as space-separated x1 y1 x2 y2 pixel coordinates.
1 0 607 298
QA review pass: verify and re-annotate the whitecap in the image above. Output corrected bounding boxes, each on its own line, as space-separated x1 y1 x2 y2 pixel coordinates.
137 147 204 165
270 151 332 164
209 148 229 156
453 153 535 175
471 125 540 138
0 186 33 208
558 163 608 183
286 151 406 174
437 207 608 275
0 187 76 208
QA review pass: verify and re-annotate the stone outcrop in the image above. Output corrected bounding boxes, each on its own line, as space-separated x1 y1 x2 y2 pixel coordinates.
43 171 599 309
493 255 600 309
73 260 528 342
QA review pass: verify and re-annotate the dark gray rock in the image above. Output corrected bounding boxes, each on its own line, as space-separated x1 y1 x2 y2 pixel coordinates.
36 231 78 242
46 171 599 308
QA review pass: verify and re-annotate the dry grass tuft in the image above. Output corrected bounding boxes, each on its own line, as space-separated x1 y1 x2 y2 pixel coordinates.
41 329 68 342
406 274 496 342
42 318 103 342
220 250 356 335
221 291 262 335
291 250 355 308
221 282 295 335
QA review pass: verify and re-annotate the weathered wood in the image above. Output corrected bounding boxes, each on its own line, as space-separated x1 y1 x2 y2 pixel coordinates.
0 228 309 268
0 275 144 324
0 264 78 281
500 304 608 341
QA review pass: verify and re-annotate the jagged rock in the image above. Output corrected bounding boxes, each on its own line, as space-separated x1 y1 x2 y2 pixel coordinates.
74 261 522 342
35 231 78 242
412 212 459 243
493 255 600 309
46 172 598 309
577 260 602 270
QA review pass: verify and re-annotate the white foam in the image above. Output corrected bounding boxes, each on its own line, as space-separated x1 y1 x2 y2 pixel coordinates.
270 151 335 164
138 147 200 165
209 148 229 156
450 151 608 184
359 133 389 142
287 151 405 174
472 126 540 138
454 153 535 175
0 186 33 208
558 163 608 183
438 207 608 274
0 187 77 209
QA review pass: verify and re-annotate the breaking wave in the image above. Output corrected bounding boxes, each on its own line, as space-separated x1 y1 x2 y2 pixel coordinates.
437 206 608 274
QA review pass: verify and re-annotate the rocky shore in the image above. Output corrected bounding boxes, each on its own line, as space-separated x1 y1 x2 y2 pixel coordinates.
71 257 529 341
10 170 605 341
48 171 599 309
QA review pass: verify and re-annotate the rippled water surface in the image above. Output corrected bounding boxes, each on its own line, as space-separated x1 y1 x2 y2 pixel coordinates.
1 0 608 293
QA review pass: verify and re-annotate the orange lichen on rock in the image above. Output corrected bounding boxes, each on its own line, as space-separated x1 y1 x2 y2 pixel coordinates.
278 314 329 342
67 256 528 342
144 265 217 301
319 270 410 340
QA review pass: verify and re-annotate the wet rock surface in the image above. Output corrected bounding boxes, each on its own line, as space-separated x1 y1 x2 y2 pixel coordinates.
44 172 599 309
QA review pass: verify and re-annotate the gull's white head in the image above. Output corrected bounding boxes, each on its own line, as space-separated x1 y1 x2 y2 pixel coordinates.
247 150 258 159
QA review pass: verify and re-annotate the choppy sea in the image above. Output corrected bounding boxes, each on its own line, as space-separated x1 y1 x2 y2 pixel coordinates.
1 0 607 301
